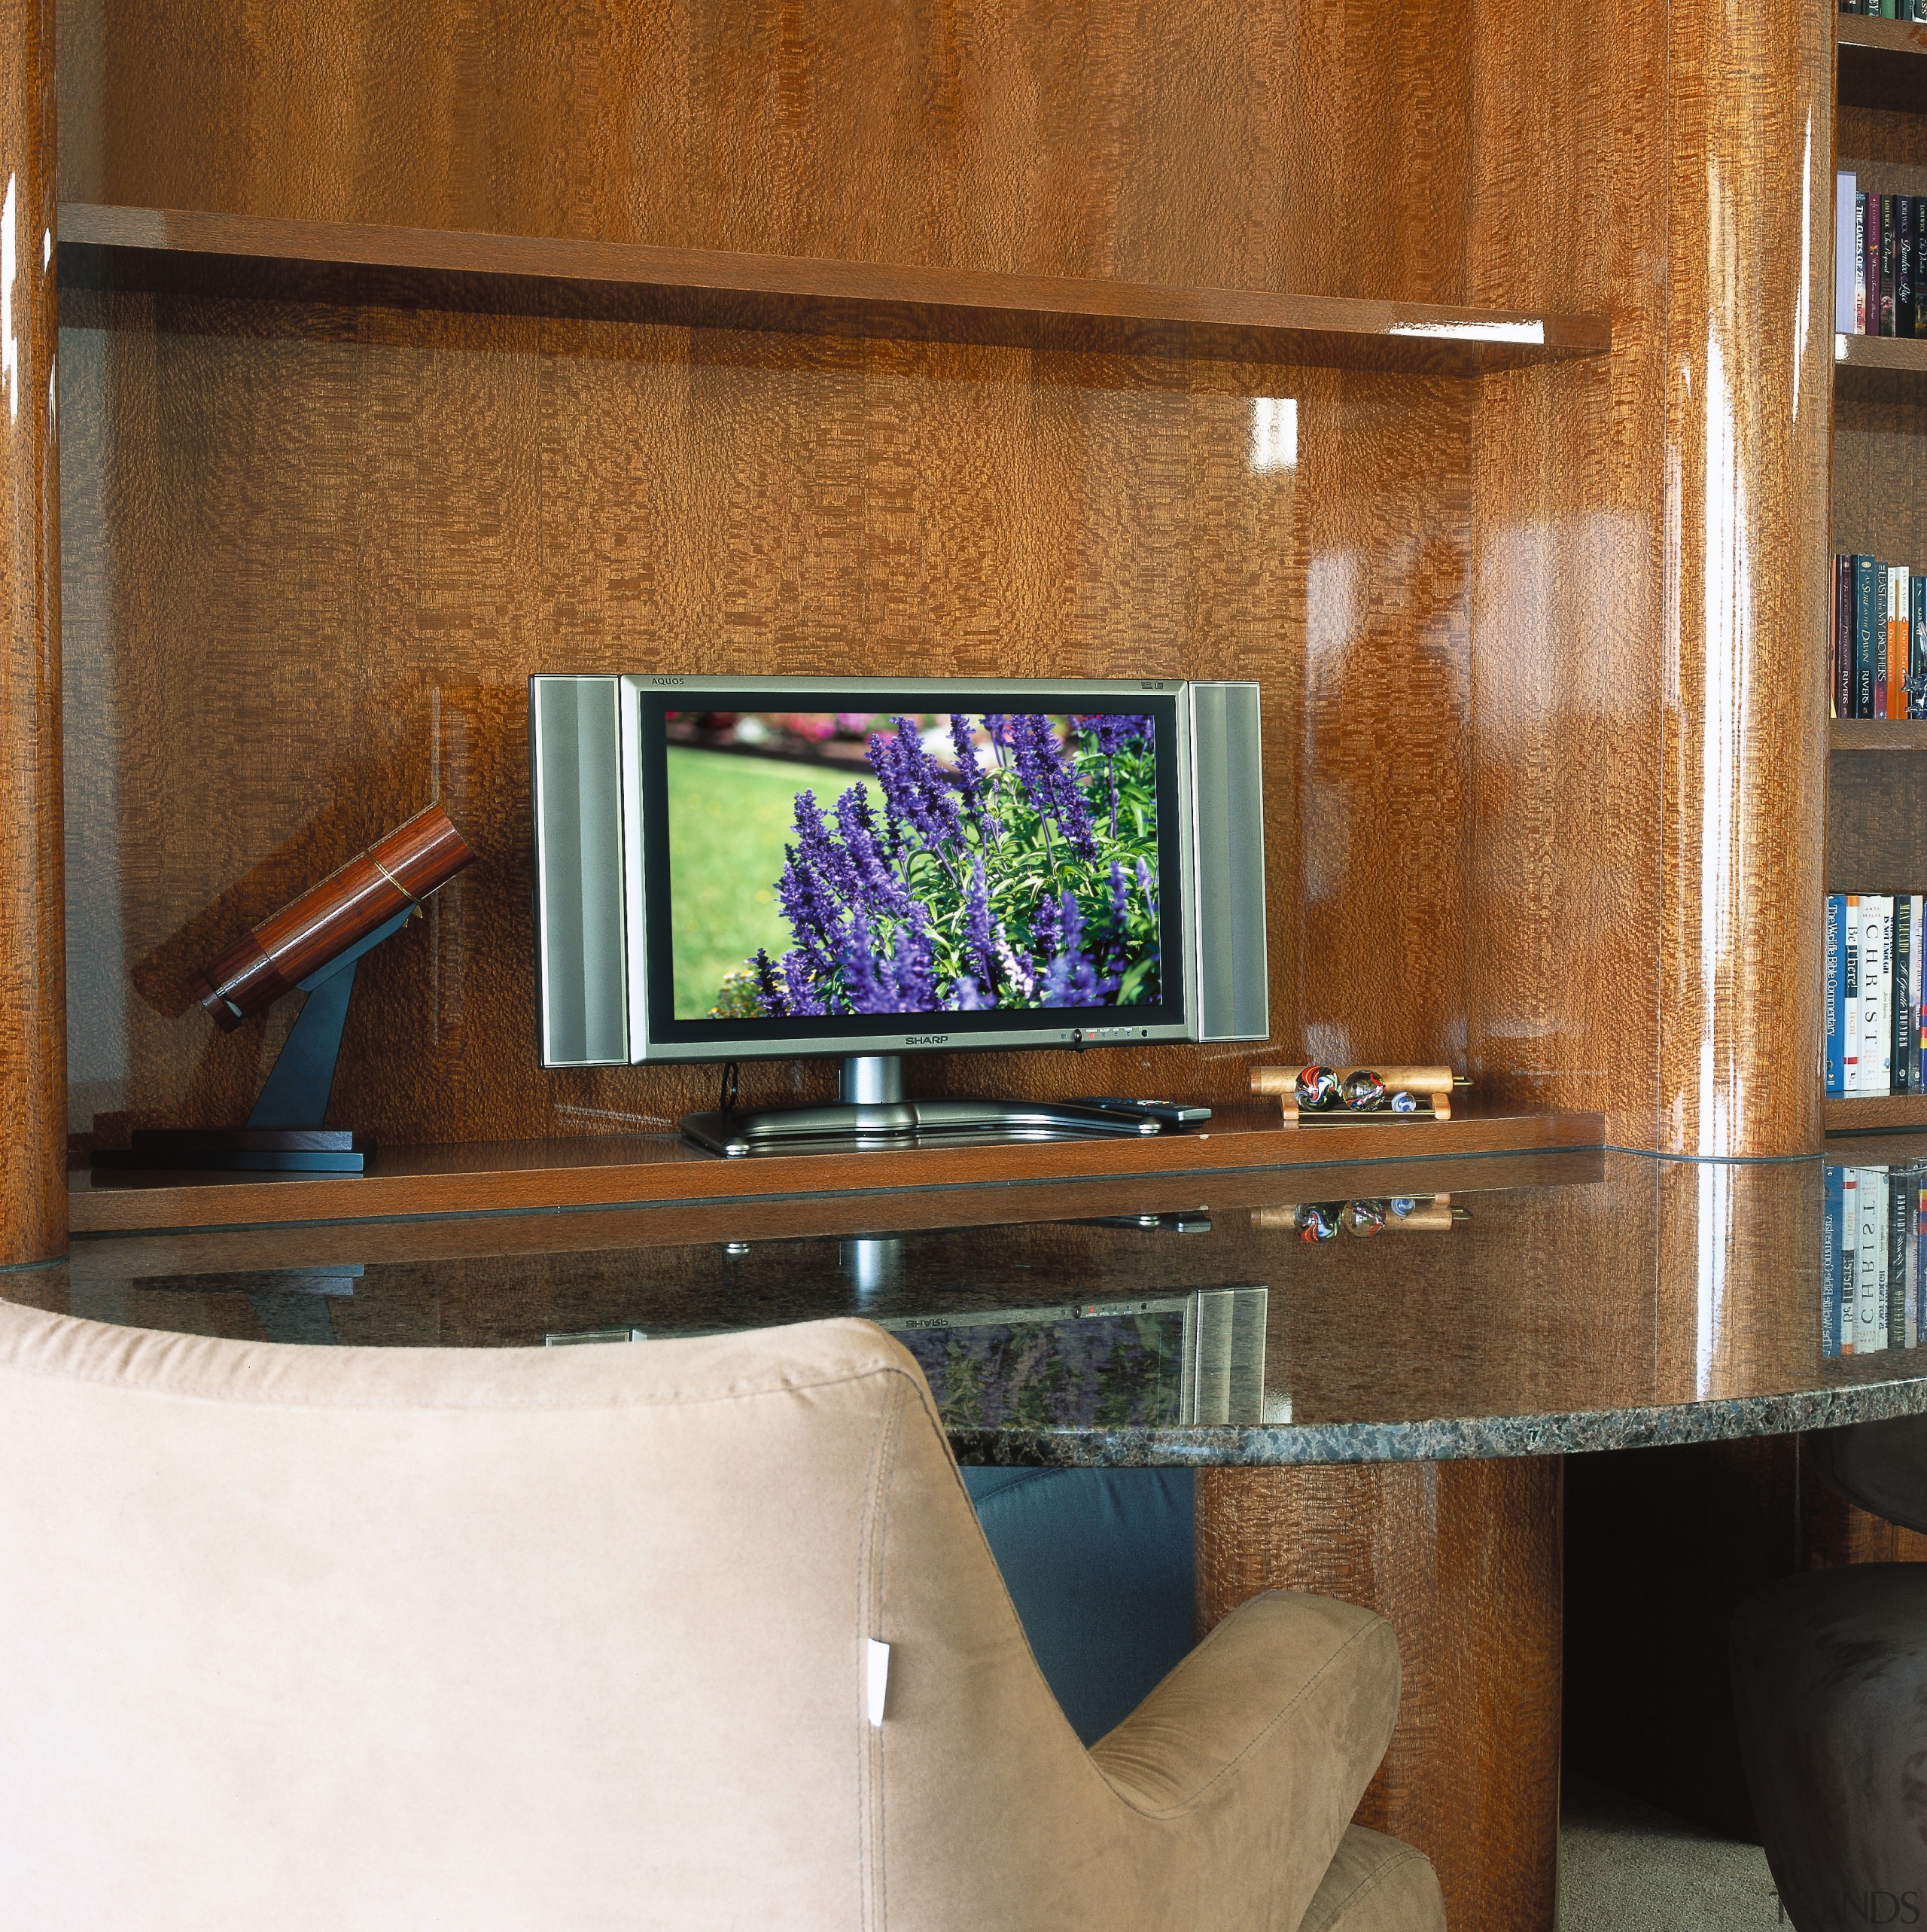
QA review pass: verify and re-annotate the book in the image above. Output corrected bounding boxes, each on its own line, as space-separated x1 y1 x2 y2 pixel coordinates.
1900 564 1915 718
1827 893 1846 1096
1907 1172 1919 1348
1872 897 1895 1096
1840 173 1862 334
1885 193 1900 336
1846 896 1864 1092
1860 1167 1889 1355
1913 894 1924 1091
1905 197 1917 335
1915 571 1925 718
1859 191 1871 334
1896 892 1914 1094
1825 1165 1845 1360
1857 555 1880 718
1894 1171 1911 1345
1843 1166 1861 1353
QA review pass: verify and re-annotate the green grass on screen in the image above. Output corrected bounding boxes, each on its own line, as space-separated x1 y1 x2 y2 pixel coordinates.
666 745 881 1018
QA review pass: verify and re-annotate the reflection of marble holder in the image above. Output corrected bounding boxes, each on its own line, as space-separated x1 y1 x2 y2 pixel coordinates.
1253 1195 1466 1235
1250 1063 1469 1125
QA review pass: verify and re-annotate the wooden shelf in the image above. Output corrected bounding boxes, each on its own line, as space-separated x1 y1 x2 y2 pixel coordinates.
68 1104 1606 1236
55 203 1613 375
1831 719 1927 748
1827 1093 1927 1134
1839 17 1927 113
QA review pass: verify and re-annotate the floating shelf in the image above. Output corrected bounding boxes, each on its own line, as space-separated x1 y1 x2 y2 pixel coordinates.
1831 719 1927 749
1827 1094 1927 1135
68 1104 1606 1236
1839 16 1927 114
56 203 1613 376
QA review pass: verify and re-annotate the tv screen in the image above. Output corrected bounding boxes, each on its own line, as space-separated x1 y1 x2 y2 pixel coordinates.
636 690 1188 1049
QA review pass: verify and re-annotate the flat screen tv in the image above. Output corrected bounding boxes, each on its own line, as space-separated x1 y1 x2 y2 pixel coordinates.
530 675 1268 1152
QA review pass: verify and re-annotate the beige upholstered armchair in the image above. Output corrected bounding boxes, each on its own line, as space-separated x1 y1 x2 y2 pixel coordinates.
0 1305 1444 1930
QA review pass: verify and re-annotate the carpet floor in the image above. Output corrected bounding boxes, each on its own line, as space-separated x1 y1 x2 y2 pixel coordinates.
1560 1776 1782 1930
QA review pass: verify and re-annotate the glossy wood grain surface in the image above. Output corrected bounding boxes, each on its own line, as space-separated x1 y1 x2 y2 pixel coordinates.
1658 0 1833 1157
1 0 65 1265
67 1102 1604 1236
1197 1459 1563 1932
47 1 1834 1175
57 203 1611 376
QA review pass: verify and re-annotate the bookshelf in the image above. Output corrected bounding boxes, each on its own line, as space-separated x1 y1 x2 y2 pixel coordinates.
59 203 1611 376
1830 13 1927 1134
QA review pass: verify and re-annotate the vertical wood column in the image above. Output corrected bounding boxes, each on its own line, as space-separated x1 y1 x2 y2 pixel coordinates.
1197 1459 1563 1932
0 0 64 1265
1661 0 1834 1156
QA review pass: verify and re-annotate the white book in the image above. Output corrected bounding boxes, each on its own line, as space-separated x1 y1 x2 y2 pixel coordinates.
1846 897 1863 1093
1838 172 1860 334
1859 1169 1889 1356
1863 899 1893 1098
1843 1168 1860 1353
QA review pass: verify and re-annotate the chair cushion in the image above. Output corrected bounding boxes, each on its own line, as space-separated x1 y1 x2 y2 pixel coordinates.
962 1466 1195 1744
1296 1826 1447 1932
1731 1563 1927 1932
1806 1416 1927 1537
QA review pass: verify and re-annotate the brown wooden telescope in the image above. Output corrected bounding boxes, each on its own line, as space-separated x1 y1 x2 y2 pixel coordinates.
194 806 475 1028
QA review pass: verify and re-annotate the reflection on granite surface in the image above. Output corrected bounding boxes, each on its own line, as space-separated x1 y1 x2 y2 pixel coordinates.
17 1145 1927 1463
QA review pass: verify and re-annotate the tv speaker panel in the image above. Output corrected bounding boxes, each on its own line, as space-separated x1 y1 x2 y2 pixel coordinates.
530 675 632 1067
1186 682 1271 1042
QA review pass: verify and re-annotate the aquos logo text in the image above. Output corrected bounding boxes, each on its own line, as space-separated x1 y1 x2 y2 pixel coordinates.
650 676 686 685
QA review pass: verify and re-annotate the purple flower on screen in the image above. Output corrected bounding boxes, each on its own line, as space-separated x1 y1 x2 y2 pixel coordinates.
1136 856 1158 927
1039 889 1116 1007
777 854 842 971
781 949 827 1016
964 858 997 987
751 948 787 1017
869 718 964 856
839 910 893 1015
889 907 937 1010
790 791 857 904
1006 715 1098 860
951 975 988 1012
1030 888 1064 968
1076 713 1154 757
837 787 914 919
996 928 1037 1002
1109 860 1129 931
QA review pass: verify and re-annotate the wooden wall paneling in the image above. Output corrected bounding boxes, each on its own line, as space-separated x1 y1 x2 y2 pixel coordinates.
1197 1458 1564 1932
1655 0 1833 1156
2 0 65 1264
1462 2 1669 1149
59 2 1479 302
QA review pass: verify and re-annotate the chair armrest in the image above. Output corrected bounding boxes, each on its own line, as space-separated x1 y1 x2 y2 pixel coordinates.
1090 1589 1399 1820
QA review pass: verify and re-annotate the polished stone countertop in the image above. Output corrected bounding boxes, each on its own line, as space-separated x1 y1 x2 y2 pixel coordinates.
10 1141 1927 1464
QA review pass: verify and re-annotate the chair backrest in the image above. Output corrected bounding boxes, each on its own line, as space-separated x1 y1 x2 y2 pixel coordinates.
0 1303 1104 1930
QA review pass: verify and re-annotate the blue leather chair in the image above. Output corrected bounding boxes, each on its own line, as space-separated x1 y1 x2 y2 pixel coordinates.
962 1466 1196 1745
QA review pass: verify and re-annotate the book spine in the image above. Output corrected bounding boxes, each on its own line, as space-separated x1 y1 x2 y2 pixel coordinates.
1897 891 1914 1095
1915 573 1926 719
1913 896 1924 1092
1862 1169 1889 1355
1825 1165 1844 1360
1840 172 1862 333
1871 898 1895 1096
1858 555 1880 718
1901 196 1917 339
1847 897 1864 1092
1908 1172 1919 1349
1882 194 1895 335
1844 1167 1861 1353
1890 565 1907 718
1828 894 1846 1095
1895 1172 1911 1347
1859 193 1871 334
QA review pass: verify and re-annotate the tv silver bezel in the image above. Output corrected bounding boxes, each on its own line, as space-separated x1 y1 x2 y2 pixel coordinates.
611 673 1198 1065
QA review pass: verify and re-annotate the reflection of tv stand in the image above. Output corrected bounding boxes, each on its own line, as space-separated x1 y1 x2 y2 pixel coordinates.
678 1055 1186 1159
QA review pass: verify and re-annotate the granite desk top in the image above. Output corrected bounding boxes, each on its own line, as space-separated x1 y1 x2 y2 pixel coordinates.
11 1141 1927 1466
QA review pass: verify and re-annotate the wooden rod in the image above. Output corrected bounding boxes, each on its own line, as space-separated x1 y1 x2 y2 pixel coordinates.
0 0 65 1266
1251 1064 1457 1096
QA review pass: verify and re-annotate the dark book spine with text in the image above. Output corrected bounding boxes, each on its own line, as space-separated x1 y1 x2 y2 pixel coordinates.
1902 197 1919 339
1858 555 1881 719
1885 194 1899 336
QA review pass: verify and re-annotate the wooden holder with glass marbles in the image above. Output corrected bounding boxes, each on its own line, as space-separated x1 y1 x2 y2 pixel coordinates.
1249 1063 1470 1124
